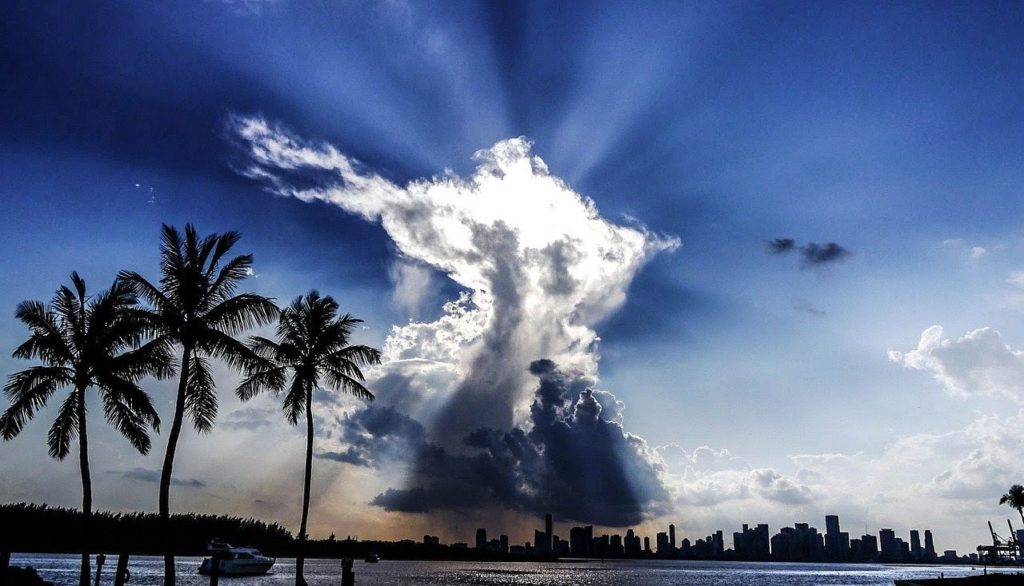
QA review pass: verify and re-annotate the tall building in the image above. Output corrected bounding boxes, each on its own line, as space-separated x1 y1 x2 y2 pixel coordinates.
669 524 676 552
879 529 900 562
570 526 593 556
910 530 922 560
476 528 487 550
824 515 847 562
534 530 546 553
734 524 771 560
860 534 879 562
923 530 936 562
656 532 669 554
500 534 509 553
545 513 553 553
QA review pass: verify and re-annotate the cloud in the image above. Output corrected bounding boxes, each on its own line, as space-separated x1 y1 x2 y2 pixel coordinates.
888 325 1024 400
766 238 851 268
358 360 671 526
767 238 796 254
388 261 437 319
656 445 814 508
1007 271 1024 288
220 406 278 431
791 298 826 318
799 242 851 268
232 117 679 525
115 467 206 488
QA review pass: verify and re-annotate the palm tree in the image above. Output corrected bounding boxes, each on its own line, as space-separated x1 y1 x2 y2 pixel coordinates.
0 273 170 586
238 292 380 586
1000 484 1024 527
119 224 278 586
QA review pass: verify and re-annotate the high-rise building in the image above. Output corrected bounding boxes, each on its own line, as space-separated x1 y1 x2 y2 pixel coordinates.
824 515 847 561
910 530 922 560
570 526 593 556
656 532 669 554
669 524 676 552
825 515 840 535
500 534 509 553
734 524 771 560
860 534 879 562
476 528 487 550
879 529 902 562
545 513 553 553
924 530 936 562
534 529 546 553
644 536 651 553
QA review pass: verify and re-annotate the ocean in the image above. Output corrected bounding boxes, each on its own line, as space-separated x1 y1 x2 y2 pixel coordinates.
10 553 1016 585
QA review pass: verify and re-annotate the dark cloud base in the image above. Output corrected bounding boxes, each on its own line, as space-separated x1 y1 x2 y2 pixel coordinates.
335 360 669 527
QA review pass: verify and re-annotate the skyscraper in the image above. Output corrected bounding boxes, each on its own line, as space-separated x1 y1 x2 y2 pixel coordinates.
476 528 487 550
825 515 847 561
910 530 922 560
669 524 676 552
544 513 553 554
924 530 936 562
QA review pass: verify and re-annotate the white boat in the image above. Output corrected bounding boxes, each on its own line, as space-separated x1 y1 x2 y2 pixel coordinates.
198 540 276 576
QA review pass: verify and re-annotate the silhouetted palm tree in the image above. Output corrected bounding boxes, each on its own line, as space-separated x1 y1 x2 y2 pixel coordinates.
238 292 380 586
0 273 170 586
1000 484 1024 527
119 224 278 586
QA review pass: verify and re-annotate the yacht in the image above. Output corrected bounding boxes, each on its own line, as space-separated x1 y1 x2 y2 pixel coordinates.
198 540 276 576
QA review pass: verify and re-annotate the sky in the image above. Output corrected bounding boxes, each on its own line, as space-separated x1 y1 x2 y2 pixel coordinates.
1 0 1024 555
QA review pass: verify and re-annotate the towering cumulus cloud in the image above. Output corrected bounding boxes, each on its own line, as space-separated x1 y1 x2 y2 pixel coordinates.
232 116 678 525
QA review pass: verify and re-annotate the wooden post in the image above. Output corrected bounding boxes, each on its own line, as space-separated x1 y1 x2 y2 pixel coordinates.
209 557 220 586
113 553 130 586
341 558 354 586
94 553 106 586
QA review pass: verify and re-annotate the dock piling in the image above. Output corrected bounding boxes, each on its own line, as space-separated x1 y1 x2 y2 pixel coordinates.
114 553 130 586
341 558 355 586
94 553 106 586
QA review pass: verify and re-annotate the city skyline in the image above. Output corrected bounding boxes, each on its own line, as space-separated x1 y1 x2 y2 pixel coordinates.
459 512 966 564
2 1 1024 558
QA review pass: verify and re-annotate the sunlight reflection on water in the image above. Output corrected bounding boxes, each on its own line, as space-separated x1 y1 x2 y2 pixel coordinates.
11 554 1013 586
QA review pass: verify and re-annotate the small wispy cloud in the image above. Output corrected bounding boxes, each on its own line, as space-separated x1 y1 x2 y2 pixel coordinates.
766 237 852 268
767 238 795 254
799 242 851 268
792 298 826 318
114 467 206 488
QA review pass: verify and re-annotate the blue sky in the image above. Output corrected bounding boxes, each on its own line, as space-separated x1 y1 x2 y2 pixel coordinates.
2 1 1024 553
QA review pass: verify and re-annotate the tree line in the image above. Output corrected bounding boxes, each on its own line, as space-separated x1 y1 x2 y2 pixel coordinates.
0 503 293 555
0 224 381 586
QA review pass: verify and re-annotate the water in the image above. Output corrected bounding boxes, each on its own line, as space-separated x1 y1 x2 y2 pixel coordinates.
10 553 1017 585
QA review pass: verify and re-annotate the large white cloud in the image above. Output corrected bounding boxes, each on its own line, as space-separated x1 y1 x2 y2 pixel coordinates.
233 116 679 437
888 325 1024 400
232 116 680 526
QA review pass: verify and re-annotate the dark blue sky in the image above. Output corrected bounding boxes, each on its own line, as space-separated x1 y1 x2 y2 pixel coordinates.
2 0 1024 550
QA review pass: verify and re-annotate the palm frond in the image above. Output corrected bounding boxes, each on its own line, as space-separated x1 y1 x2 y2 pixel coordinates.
237 364 289 401
184 356 217 432
46 391 80 460
322 369 375 402
207 253 251 302
203 293 278 336
282 376 310 426
100 377 160 454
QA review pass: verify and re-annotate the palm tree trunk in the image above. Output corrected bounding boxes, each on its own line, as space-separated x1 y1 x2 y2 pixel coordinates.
160 348 191 586
77 387 91 586
295 389 314 586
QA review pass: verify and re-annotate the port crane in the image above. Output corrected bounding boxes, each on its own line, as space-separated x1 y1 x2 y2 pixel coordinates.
976 520 1020 563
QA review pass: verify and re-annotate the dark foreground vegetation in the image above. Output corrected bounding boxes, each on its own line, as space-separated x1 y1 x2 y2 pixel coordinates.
0 503 292 556
0 503 557 562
